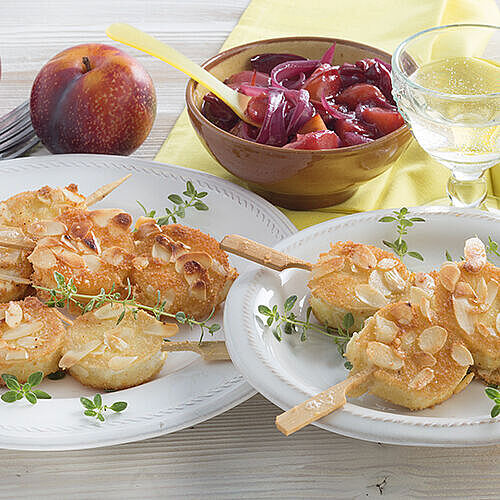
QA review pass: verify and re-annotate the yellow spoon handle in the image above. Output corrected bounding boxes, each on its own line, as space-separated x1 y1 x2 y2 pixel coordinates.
106 23 246 120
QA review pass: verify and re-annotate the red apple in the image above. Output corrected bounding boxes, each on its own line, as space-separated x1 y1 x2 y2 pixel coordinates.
30 43 156 155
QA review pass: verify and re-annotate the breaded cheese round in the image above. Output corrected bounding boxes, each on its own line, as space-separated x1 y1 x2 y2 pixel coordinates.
345 300 473 410
28 209 136 315
0 184 86 231
131 218 238 320
432 238 500 371
0 297 66 383
0 226 33 302
308 241 411 331
59 304 178 390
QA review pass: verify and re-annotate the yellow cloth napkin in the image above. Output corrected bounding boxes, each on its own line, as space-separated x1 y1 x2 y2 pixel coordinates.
155 0 500 230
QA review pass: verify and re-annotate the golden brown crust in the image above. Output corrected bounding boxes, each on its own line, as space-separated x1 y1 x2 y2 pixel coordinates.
29 209 136 315
0 297 66 383
131 220 238 320
345 300 471 410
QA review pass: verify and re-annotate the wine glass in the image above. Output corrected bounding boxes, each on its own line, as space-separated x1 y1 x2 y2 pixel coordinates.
392 24 500 209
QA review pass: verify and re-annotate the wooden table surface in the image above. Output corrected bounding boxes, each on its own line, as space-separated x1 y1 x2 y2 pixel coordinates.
1 1 500 498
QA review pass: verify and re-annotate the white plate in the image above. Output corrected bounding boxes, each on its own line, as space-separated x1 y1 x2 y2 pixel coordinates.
224 208 500 447
0 154 296 451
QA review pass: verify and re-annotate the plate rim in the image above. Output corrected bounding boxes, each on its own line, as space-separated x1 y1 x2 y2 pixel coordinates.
0 153 297 451
224 207 500 447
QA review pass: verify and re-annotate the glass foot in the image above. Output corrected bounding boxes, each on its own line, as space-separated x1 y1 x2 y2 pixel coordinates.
423 196 500 214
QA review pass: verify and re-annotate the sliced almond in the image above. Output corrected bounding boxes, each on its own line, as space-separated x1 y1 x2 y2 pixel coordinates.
93 304 124 320
383 269 407 293
369 270 392 297
211 259 228 276
414 352 436 367
312 256 344 279
409 286 428 306
366 341 404 370
108 355 138 371
54 248 85 269
15 336 38 349
151 242 172 264
496 312 500 334
5 348 28 360
59 339 103 369
82 254 102 273
5 302 23 328
350 245 377 270
451 343 473 366
132 255 149 271
354 284 388 309
408 367 434 390
89 209 122 228
175 252 213 273
390 302 413 325
2 321 43 340
438 262 460 292
454 281 475 298
400 331 416 348
377 258 398 271
418 326 447 354
476 322 497 338
189 280 207 301
413 272 435 296
486 280 499 308
475 277 488 305
27 220 67 239
374 315 399 343
104 334 129 352
452 296 475 335
61 187 85 204
101 247 129 267
420 297 434 323
143 321 179 338
68 221 92 240
28 248 57 269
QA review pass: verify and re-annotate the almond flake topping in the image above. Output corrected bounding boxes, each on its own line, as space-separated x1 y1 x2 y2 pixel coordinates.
413 272 435 296
452 296 475 335
377 258 398 271
418 326 447 354
454 281 475 298
2 321 43 340
354 284 388 309
108 355 138 371
374 315 399 343
5 302 23 328
383 269 407 293
390 302 413 325
438 262 460 292
463 237 487 273
5 348 28 361
369 270 392 297
408 368 434 390
59 340 103 369
496 313 500 334
451 344 473 367
366 341 404 370
350 245 376 270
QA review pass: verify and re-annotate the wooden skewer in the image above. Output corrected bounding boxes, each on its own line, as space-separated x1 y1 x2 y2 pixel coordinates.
220 234 312 272
275 368 374 436
161 340 230 361
86 174 132 206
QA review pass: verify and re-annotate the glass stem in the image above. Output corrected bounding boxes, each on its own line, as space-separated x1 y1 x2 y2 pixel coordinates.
446 172 487 209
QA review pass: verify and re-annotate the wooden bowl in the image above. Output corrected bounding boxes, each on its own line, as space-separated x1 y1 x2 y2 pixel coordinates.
186 37 412 210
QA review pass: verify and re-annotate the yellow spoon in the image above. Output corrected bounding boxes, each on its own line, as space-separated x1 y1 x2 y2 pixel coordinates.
106 23 257 125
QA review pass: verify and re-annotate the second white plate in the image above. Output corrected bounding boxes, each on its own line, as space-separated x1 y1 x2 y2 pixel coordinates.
224 208 500 447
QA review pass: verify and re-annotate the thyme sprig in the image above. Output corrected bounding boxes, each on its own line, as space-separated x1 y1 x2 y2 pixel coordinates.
138 181 209 226
80 394 127 422
258 295 355 369
379 208 425 262
1 372 51 404
485 236 500 259
485 386 500 418
35 272 220 343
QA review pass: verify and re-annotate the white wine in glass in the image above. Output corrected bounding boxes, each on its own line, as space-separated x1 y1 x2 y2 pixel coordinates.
392 24 500 209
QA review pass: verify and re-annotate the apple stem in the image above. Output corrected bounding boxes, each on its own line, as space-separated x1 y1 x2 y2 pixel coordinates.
82 57 91 73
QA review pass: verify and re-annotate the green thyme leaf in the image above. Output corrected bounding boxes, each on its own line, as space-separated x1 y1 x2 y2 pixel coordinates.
25 392 37 405
93 394 103 408
32 390 51 400
27 371 43 388
491 405 500 418
109 402 127 412
80 397 95 410
1 391 18 403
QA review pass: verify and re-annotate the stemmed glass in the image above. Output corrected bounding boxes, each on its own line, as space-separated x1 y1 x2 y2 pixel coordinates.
392 24 500 209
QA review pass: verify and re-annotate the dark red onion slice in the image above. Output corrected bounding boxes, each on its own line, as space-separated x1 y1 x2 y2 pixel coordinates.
320 43 336 65
270 60 320 88
320 93 352 120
